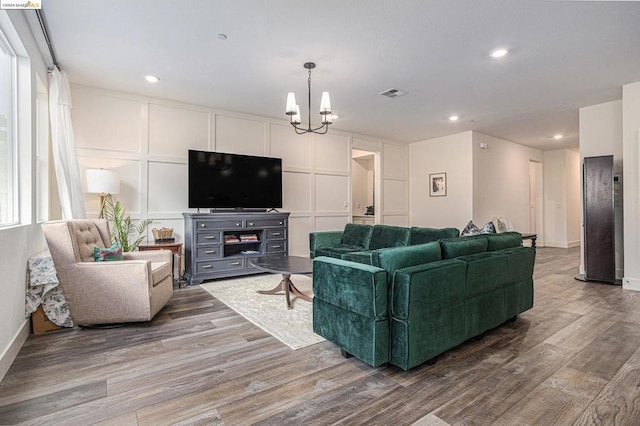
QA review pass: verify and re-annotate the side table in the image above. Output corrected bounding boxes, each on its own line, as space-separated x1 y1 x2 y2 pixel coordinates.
138 241 184 286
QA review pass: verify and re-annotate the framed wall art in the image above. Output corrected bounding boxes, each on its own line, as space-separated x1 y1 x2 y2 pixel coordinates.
429 172 447 197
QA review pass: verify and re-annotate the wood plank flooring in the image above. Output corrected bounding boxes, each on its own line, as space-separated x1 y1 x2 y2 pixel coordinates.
1 247 639 425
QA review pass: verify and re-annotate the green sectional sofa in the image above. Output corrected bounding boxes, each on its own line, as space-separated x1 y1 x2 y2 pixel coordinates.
309 223 460 260
312 231 535 370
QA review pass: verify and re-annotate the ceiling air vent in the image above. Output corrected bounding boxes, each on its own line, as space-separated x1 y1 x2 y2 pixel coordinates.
379 87 408 98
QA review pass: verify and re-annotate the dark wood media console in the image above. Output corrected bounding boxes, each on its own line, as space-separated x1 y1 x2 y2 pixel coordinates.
183 211 290 285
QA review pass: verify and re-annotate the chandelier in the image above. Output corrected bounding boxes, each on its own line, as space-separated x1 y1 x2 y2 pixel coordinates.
285 62 332 134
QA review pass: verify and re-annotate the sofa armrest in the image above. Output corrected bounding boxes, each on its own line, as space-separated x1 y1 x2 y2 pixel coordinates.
313 257 388 319
312 256 390 367
309 231 343 258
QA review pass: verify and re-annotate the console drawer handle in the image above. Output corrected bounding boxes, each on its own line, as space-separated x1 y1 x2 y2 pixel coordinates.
205 250 216 254
200 223 206 228
249 222 254 226
236 222 241 227
202 265 212 269
279 221 283 225
205 236 216 240
272 245 281 249
230 261 241 266
272 232 281 236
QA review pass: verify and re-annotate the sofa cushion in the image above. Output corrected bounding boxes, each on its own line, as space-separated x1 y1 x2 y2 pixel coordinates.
341 251 374 264
458 252 507 298
440 237 488 259
372 242 441 276
369 225 411 250
409 227 459 245
486 232 522 251
315 246 364 259
341 223 373 249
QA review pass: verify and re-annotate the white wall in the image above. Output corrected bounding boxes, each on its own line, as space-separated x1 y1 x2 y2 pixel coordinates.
622 82 640 290
0 11 50 381
472 132 544 232
409 131 473 228
543 149 580 248
579 100 623 278
70 84 408 257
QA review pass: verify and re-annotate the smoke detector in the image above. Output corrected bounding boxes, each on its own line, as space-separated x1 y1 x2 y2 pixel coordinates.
379 88 408 98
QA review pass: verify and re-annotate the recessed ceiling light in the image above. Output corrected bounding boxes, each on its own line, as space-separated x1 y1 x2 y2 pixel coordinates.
144 75 160 83
217 33 228 40
449 115 459 122
490 48 508 59
553 134 563 140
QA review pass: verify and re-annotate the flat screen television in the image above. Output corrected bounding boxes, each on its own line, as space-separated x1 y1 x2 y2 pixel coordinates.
188 150 283 210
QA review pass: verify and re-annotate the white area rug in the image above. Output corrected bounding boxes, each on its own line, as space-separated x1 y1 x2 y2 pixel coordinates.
200 273 325 350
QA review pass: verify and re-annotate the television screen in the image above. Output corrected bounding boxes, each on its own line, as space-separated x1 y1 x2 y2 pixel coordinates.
188 150 283 209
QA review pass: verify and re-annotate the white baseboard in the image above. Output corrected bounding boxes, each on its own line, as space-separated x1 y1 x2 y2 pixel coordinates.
623 277 640 292
0 320 29 382
544 241 570 248
567 240 580 248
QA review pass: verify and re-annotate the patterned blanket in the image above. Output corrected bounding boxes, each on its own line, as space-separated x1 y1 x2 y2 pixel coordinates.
25 249 73 328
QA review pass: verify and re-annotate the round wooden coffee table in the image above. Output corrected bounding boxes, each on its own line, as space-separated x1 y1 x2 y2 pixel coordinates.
249 255 313 310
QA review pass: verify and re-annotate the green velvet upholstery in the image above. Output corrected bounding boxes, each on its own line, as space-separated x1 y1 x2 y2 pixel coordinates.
312 231 535 371
409 227 460 245
309 224 460 260
312 256 390 367
309 231 343 258
316 246 366 259
368 225 411 250
486 232 523 251
313 299 389 367
341 223 373 248
501 246 536 318
313 257 388 320
340 251 374 264
440 236 488 259
372 242 442 276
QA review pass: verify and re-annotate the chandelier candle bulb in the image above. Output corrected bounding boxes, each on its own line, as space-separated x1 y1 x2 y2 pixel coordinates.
285 93 297 115
320 91 331 114
292 105 301 125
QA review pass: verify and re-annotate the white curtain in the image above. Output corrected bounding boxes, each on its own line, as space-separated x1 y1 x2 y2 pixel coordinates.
49 68 86 219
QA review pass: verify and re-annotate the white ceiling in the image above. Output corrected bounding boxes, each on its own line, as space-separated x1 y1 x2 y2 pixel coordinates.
38 0 640 150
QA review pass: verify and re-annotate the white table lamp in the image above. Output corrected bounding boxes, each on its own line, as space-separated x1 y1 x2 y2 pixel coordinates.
86 169 120 218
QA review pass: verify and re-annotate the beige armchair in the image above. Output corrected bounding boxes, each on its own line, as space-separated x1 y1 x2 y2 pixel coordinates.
42 219 174 325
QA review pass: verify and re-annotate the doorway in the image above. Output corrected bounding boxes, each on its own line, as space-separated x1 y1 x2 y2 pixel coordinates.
529 160 543 236
351 148 380 225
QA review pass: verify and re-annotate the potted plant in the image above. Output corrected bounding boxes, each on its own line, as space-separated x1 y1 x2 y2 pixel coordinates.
103 195 154 252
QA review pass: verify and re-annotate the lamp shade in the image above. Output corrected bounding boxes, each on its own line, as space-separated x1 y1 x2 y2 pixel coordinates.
85 169 120 194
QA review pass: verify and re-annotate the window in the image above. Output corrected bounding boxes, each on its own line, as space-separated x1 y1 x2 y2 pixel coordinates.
0 33 15 226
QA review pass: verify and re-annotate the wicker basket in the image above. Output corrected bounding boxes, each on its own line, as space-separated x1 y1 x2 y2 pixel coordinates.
152 227 174 240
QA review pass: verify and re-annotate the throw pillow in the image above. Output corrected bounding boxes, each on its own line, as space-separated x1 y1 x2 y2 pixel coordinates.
93 243 123 261
461 221 480 237
491 216 514 233
480 221 496 234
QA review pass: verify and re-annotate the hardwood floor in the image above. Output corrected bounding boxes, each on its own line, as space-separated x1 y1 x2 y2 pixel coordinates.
2 247 639 425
